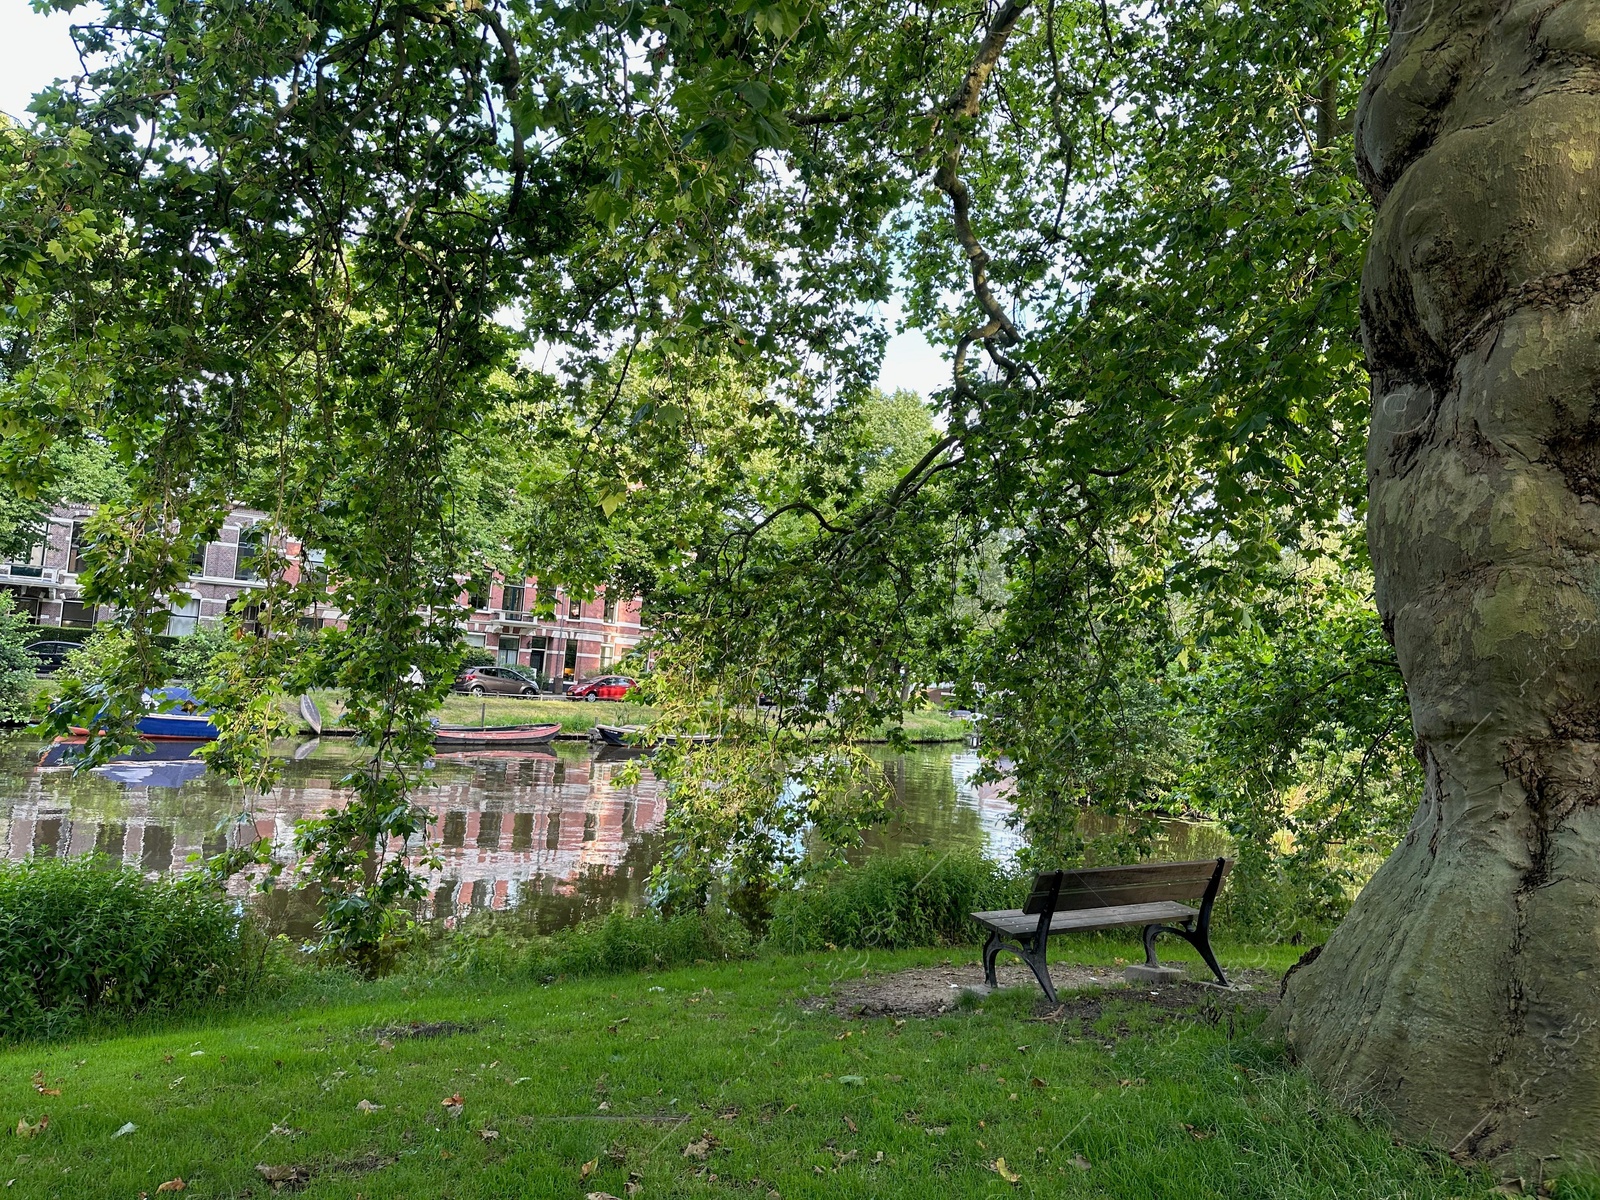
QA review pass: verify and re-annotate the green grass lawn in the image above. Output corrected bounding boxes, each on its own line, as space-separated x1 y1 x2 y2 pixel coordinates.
0 938 1504 1200
294 689 971 742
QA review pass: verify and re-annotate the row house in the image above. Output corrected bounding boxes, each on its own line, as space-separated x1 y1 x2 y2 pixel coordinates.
457 576 645 686
1 504 646 683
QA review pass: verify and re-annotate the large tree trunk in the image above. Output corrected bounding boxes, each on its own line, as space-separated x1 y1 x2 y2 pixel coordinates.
1277 0 1600 1168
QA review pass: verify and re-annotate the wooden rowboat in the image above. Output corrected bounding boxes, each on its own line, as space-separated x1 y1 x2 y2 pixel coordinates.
594 724 719 749
431 722 561 747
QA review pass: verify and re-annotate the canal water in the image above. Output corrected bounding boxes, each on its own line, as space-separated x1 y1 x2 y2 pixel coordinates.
0 734 1228 934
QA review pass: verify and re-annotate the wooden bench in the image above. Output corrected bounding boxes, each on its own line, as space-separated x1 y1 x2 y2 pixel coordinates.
972 857 1231 1001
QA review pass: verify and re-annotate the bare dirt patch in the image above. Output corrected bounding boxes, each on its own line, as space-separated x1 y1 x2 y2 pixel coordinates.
815 961 1281 1019
374 1019 475 1041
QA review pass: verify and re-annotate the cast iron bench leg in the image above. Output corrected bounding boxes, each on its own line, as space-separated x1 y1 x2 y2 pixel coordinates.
981 929 1058 1002
1142 922 1229 987
1020 935 1058 1004
982 930 1002 988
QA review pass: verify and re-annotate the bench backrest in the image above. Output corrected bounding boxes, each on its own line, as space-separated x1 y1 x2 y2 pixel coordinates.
1022 858 1231 915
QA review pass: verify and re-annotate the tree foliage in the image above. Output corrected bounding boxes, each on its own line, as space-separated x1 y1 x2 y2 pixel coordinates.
1 0 1411 949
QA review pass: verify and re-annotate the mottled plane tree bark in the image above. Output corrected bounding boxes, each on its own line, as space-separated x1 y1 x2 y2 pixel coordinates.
1279 0 1600 1165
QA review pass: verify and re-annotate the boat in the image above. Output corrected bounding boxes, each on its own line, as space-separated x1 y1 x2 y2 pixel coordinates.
432 747 559 763
430 721 561 747
300 694 324 735
69 686 221 741
593 724 719 750
40 737 208 768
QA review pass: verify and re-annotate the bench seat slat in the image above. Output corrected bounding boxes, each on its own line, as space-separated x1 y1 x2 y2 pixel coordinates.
972 900 1197 937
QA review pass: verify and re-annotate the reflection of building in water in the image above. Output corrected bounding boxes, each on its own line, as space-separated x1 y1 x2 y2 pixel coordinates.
0 749 664 923
948 751 1023 863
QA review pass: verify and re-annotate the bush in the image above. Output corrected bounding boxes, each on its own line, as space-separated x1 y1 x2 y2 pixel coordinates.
0 856 252 1040
458 644 496 668
0 593 36 723
431 908 753 981
766 849 1022 953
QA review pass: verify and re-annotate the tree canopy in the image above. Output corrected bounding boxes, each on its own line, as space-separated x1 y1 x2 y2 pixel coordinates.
1 0 1402 953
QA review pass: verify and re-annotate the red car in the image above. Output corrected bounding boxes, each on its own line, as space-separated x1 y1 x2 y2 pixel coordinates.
566 675 636 702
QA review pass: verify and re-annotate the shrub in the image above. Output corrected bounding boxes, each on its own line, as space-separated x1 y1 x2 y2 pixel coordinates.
458 644 496 668
0 593 36 724
431 908 753 981
0 856 252 1040
766 848 1023 953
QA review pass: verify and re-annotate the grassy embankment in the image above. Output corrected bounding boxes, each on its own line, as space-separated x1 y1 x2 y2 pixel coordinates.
297 690 970 742
0 938 1510 1200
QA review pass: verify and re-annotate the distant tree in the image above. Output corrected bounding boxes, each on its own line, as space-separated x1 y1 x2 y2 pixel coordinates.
0 593 38 724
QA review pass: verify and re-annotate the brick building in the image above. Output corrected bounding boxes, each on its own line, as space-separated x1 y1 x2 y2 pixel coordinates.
0 503 645 684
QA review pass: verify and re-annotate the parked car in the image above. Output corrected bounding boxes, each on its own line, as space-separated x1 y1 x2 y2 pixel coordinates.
452 666 540 697
566 675 636 702
24 640 80 675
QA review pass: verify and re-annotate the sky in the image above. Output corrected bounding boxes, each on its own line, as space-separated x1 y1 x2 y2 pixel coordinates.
0 2 951 399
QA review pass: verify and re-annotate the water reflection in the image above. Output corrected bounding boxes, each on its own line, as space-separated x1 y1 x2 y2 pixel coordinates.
0 734 1227 932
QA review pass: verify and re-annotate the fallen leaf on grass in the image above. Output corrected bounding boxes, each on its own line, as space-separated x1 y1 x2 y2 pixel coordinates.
112 1123 137 1139
29 1073 59 1097
1029 1077 1048 1088
478 1129 499 1142
586 1194 624 1200
626 1171 643 1195
1118 1078 1145 1088
441 1093 464 1117
155 1180 186 1193
580 1158 599 1180
14 1116 47 1139
1071 1154 1092 1171
356 1100 384 1113
376 1038 395 1051
1181 1123 1212 1140
607 1018 630 1034
842 1115 857 1133
682 1134 719 1161
993 1158 1021 1184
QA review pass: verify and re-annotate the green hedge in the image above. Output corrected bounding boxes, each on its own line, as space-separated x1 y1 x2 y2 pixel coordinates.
0 856 252 1041
766 848 1023 953
432 908 753 981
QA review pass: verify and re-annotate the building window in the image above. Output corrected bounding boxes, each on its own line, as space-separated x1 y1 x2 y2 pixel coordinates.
60 599 95 628
68 523 89 575
303 547 327 584
165 596 201 638
467 587 488 612
502 584 525 616
234 527 263 582
462 632 487 648
563 640 577 679
232 600 262 635
496 635 521 666
189 539 209 576
599 643 614 669
603 595 618 624
7 537 47 578
568 595 582 619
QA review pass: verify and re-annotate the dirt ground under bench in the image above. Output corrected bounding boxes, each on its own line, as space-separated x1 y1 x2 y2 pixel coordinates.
814 960 1283 1019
